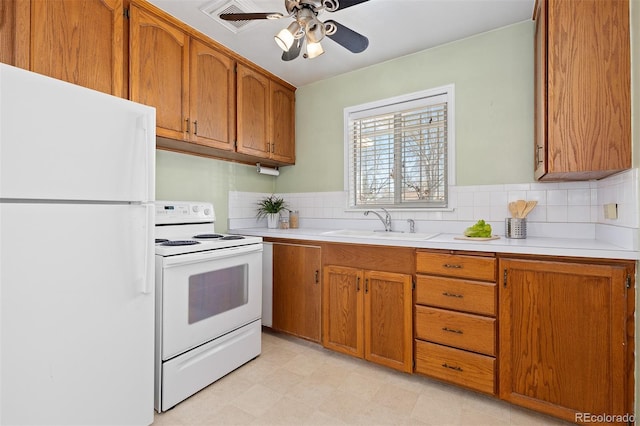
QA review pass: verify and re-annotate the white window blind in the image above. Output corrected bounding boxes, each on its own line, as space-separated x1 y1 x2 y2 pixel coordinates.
345 87 453 209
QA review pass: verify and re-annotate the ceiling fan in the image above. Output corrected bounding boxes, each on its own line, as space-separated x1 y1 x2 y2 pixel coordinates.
220 0 370 61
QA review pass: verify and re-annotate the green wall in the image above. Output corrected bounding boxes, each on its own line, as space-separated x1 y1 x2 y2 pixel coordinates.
156 150 275 231
276 21 535 192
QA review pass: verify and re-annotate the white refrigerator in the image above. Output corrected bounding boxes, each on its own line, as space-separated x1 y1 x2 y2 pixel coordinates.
0 64 156 425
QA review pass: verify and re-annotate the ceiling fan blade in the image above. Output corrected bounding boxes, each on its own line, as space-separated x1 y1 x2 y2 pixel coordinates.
219 12 283 21
326 0 370 11
282 38 303 61
325 20 369 53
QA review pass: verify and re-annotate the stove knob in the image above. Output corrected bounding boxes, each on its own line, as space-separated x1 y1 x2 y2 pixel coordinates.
192 205 200 213
204 208 211 216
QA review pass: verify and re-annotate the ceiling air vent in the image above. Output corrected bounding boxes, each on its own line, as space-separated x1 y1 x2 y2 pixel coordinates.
200 0 263 34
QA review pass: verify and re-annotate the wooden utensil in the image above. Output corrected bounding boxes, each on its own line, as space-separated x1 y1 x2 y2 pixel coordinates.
521 200 538 218
516 199 526 218
508 202 518 218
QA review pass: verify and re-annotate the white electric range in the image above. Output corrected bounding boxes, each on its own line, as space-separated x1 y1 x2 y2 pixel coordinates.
154 201 263 412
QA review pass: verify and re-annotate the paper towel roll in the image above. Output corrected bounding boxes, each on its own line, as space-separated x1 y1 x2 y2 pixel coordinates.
256 163 280 176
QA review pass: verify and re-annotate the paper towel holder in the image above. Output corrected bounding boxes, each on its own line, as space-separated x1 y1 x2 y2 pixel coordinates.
256 163 280 176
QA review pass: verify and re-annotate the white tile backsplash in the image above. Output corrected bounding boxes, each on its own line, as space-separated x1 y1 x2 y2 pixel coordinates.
228 169 638 249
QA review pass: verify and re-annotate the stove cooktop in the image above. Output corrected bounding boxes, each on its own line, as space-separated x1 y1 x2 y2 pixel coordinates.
154 233 262 257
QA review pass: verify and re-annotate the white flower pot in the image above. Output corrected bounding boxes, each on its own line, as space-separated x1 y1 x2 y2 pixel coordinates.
266 213 279 229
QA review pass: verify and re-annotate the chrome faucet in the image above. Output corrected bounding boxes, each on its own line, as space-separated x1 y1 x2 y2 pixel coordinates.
407 219 415 233
364 208 392 232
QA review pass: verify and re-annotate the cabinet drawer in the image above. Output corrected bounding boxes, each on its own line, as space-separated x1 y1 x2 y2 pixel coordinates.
415 340 495 395
415 306 495 356
415 275 496 316
416 252 496 281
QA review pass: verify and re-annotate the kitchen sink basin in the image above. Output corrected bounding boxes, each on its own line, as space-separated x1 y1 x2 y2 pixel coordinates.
322 229 439 240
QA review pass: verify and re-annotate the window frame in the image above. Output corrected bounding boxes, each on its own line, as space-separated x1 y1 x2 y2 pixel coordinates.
343 84 456 210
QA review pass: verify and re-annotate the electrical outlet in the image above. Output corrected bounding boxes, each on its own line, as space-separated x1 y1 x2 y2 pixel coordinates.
603 203 618 220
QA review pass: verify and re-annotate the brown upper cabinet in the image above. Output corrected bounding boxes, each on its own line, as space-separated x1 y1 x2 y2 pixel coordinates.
237 64 295 164
129 5 237 152
2 0 125 97
129 0 295 166
1 0 295 166
189 39 236 151
129 4 189 141
533 0 631 181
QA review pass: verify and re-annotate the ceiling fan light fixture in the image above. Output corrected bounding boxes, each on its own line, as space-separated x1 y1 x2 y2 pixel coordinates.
305 18 326 43
274 21 300 51
305 41 324 59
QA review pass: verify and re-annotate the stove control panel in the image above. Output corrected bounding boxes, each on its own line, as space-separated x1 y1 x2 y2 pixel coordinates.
155 201 215 225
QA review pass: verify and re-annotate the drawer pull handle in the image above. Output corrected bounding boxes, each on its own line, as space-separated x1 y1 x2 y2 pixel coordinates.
443 264 462 269
442 292 463 298
442 363 463 372
442 327 463 334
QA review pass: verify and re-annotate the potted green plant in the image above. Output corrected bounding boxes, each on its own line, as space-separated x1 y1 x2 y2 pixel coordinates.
257 194 287 229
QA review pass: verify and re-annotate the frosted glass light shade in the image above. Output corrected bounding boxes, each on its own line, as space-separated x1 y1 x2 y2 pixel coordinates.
275 21 301 51
306 41 324 58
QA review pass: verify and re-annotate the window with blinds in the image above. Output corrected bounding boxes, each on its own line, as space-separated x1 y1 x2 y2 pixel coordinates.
345 86 454 209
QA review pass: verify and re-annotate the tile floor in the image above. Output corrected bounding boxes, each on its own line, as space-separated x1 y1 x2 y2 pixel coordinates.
153 330 571 426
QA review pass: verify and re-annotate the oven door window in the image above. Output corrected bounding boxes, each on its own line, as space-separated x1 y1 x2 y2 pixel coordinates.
188 264 248 324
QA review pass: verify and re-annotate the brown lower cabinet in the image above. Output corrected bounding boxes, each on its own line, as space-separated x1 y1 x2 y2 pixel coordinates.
271 241 321 343
269 241 635 424
499 257 635 424
322 244 414 373
323 266 413 372
414 249 498 395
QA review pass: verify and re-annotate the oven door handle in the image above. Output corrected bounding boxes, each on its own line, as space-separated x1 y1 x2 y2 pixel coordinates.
162 243 263 267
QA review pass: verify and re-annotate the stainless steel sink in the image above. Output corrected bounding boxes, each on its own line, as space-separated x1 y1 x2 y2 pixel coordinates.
321 229 439 240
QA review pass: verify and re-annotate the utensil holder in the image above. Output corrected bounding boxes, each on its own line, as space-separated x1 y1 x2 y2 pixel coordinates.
505 218 526 239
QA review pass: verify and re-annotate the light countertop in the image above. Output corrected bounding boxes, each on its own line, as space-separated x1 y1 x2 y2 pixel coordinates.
229 227 640 260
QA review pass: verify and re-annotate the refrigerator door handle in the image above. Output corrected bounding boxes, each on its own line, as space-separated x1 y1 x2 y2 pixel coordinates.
140 203 154 295
137 114 154 202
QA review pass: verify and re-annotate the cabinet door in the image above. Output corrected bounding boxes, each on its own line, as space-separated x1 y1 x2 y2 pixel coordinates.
499 258 629 422
22 0 124 97
364 271 412 372
537 0 631 180
129 5 189 141
272 243 321 342
189 39 235 151
323 265 363 357
236 64 269 158
533 0 547 179
269 80 295 164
